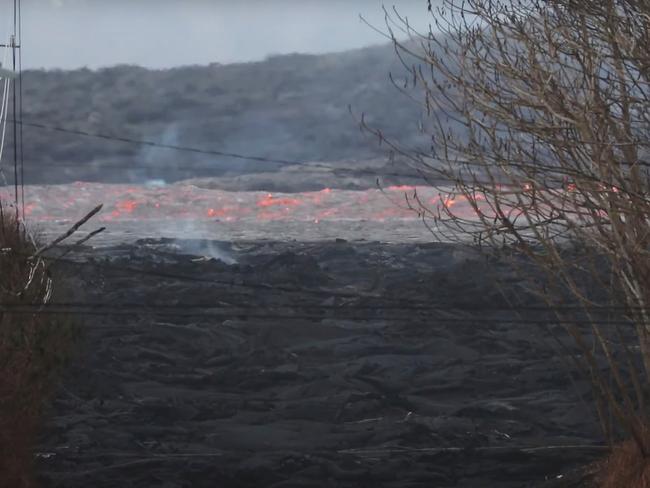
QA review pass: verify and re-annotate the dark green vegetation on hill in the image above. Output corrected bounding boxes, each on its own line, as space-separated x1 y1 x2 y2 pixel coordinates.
15 43 427 185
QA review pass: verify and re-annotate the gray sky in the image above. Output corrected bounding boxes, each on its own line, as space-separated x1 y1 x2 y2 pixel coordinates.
2 1 435 70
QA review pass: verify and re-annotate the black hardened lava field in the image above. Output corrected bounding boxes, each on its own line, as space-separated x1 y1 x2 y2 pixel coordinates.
35 239 603 487
6 2 650 486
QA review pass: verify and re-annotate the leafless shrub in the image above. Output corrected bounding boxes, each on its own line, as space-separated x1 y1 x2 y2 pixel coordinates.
366 0 650 477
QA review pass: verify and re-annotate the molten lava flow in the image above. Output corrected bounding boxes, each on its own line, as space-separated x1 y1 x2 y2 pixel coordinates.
387 185 417 192
19 182 501 226
257 194 302 208
115 200 139 213
207 208 229 218
443 196 457 209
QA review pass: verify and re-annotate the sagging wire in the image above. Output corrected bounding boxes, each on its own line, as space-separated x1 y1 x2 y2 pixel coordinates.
0 0 53 305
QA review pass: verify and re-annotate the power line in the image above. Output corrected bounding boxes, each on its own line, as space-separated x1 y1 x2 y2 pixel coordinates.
16 252 577 310
17 119 307 166
7 251 646 315
0 300 642 313
11 118 425 181
9 248 460 306
34 250 451 305
17 0 24 216
0 303 637 324
10 0 18 216
10 248 649 312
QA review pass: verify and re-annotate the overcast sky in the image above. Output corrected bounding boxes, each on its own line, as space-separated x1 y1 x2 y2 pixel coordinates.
0 1 435 70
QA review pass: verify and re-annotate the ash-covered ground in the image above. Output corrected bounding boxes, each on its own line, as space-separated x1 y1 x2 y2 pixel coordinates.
34 233 604 487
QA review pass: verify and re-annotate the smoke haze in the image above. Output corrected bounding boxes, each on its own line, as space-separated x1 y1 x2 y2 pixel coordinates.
9 0 436 70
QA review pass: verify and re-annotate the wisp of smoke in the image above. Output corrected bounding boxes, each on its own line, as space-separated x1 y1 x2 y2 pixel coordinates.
174 238 237 264
158 219 237 264
131 123 180 184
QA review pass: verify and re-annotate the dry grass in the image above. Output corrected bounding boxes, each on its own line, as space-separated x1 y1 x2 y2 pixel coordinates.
597 437 650 488
0 204 77 487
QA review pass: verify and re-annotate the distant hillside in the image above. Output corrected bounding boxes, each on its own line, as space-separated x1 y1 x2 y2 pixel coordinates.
8 42 430 187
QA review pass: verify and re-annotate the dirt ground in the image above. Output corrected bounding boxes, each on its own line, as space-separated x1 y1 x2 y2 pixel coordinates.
35 238 604 487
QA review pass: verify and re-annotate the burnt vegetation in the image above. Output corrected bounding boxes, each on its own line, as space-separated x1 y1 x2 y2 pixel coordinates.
0 206 77 488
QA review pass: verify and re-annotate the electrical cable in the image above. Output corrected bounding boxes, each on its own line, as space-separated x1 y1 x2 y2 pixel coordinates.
11 118 426 182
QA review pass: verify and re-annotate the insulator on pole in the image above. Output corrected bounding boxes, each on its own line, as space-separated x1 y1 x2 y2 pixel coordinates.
0 64 16 79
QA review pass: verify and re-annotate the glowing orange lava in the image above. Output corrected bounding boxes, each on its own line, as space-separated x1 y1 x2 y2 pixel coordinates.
18 183 503 225
115 199 139 213
207 208 227 218
257 194 302 208
387 185 417 192
443 196 458 208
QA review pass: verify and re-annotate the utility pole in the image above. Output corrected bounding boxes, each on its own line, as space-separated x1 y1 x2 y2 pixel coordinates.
11 31 18 219
0 0 23 220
